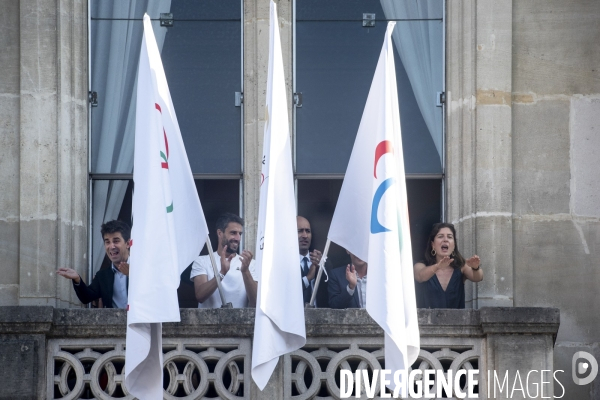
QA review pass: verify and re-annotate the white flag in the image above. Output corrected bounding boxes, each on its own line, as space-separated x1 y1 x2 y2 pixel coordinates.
327 22 420 397
251 1 306 390
125 14 209 399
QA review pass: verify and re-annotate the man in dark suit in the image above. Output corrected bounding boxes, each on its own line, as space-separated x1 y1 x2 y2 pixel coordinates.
328 251 368 309
297 216 328 306
57 220 130 308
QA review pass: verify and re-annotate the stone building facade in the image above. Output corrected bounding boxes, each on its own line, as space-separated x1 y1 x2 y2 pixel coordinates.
1 0 599 398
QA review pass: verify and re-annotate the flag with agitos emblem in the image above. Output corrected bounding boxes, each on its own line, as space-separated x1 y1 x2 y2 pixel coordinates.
327 22 420 398
125 14 209 399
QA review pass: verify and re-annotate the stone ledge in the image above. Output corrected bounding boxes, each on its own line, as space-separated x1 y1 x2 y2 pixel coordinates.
0 306 54 334
480 307 560 324
166 308 256 337
50 308 127 337
418 308 483 337
480 307 560 337
0 307 560 339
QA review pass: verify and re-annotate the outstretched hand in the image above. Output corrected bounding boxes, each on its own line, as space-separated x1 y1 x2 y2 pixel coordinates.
57 268 81 284
465 255 480 270
437 256 453 269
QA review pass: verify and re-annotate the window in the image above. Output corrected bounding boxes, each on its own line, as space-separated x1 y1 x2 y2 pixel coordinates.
89 1 243 295
294 0 444 266
88 0 445 307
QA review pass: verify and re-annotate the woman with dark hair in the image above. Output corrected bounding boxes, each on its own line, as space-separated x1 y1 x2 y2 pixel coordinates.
413 223 483 309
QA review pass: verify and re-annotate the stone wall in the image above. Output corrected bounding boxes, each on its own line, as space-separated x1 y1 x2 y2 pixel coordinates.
0 0 88 308
0 307 559 399
511 2 600 398
446 1 600 398
0 0 22 306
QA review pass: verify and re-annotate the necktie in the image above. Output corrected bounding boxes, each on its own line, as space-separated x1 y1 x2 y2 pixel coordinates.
301 257 312 303
302 257 309 276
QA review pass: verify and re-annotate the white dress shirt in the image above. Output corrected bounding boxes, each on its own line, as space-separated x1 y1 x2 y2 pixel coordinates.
111 265 128 309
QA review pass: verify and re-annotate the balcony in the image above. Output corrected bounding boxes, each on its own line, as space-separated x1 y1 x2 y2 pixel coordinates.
0 306 559 399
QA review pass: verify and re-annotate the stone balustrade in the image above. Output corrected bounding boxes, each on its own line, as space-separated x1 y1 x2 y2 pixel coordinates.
0 307 559 399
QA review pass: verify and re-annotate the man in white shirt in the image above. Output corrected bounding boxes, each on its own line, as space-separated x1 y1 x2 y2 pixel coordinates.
190 213 258 308
297 216 324 305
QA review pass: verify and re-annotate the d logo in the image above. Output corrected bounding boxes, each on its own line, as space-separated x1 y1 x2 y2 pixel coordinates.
572 351 598 385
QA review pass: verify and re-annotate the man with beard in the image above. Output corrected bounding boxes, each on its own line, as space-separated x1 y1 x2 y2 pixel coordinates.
190 213 258 308
57 220 130 308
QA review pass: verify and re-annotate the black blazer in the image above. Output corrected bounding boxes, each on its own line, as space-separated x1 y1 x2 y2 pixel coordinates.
328 266 361 309
73 267 127 308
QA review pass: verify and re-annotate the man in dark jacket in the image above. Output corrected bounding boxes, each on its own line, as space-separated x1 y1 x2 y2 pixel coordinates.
57 220 130 308
297 216 329 307
328 251 368 309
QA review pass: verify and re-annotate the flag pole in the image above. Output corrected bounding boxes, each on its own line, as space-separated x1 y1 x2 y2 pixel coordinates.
307 238 331 308
205 236 233 308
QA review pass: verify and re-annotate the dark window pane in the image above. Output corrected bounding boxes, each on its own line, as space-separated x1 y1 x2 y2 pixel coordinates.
297 178 441 270
164 0 240 20
90 0 240 22
296 0 443 20
406 179 442 263
90 0 166 19
91 179 240 308
297 179 348 268
90 1 241 174
196 179 241 255
92 180 134 273
295 0 442 174
162 2 242 174
180 179 241 308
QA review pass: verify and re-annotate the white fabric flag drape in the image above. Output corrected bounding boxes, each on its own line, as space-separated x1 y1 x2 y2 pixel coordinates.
125 14 209 399
91 0 171 275
251 1 306 390
327 22 419 398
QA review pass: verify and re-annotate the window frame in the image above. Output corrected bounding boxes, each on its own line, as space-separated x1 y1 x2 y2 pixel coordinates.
291 0 446 212
87 1 245 283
